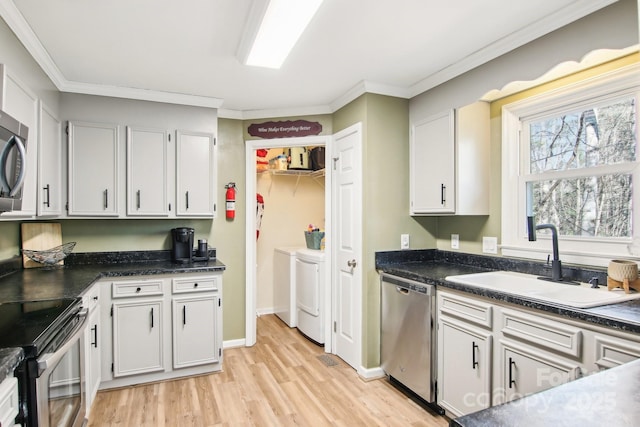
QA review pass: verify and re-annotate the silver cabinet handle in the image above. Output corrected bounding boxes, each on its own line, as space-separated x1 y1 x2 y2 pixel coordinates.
347 259 357 268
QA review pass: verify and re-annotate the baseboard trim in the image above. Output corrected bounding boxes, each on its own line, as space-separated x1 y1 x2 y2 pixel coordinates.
223 338 246 349
257 307 276 316
357 366 385 381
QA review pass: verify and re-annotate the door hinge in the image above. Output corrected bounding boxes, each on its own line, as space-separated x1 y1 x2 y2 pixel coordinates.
110 305 113 317
111 363 114 372
214 137 217 146
214 203 217 212
434 380 438 400
218 299 221 307
168 133 171 142
219 348 222 357
65 124 69 135
333 321 337 333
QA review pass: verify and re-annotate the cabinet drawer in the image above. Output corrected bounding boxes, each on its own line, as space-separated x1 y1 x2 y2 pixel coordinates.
593 335 640 370
172 276 219 294
438 291 493 329
112 280 164 298
0 376 19 427
501 308 582 358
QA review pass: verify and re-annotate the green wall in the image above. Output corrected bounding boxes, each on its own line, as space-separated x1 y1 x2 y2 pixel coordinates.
333 93 437 368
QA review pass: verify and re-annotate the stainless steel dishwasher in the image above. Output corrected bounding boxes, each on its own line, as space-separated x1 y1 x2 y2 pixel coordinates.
380 272 437 406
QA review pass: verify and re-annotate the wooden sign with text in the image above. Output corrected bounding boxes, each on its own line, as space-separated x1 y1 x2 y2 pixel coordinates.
248 120 322 139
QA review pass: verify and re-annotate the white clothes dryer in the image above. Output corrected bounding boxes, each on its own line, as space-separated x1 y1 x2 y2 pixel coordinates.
295 248 326 344
273 246 301 327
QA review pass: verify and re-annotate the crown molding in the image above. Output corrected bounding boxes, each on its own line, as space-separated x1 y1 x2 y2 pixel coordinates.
61 80 223 108
218 104 332 120
409 0 619 98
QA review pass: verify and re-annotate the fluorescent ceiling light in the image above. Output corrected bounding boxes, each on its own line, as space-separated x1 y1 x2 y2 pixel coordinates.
243 0 323 69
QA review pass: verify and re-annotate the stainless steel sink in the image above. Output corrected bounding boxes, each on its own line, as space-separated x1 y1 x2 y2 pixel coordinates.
445 271 640 308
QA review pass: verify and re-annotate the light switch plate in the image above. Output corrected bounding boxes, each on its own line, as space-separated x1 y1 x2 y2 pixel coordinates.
400 234 410 250
451 234 459 250
483 236 498 254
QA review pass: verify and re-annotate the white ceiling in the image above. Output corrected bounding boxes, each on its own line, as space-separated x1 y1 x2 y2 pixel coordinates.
1 0 618 118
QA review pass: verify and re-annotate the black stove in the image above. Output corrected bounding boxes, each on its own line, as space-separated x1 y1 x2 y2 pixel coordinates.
1 298 86 427
0 299 81 358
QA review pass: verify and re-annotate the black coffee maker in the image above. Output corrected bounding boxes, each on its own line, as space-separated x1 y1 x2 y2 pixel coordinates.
171 227 194 263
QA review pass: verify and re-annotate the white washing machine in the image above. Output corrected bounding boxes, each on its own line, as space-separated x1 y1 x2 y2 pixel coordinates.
273 247 301 327
295 248 326 345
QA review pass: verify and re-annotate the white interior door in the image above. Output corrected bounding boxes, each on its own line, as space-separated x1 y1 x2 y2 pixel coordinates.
332 123 362 371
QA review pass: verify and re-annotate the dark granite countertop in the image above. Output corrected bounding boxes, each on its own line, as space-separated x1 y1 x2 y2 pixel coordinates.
450 358 640 427
376 249 640 334
0 347 23 385
0 249 226 383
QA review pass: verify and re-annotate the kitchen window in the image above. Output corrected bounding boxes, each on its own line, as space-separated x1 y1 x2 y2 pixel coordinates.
501 63 640 267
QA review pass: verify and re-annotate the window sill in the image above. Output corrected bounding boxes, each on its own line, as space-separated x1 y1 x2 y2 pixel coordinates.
501 245 640 268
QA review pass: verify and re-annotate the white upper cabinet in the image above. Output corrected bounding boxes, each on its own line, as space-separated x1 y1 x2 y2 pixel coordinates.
67 121 120 216
410 109 455 214
410 101 490 216
37 101 63 216
0 65 39 218
176 130 216 217
126 126 169 216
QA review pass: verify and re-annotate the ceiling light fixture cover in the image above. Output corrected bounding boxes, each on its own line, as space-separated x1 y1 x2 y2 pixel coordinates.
242 0 323 69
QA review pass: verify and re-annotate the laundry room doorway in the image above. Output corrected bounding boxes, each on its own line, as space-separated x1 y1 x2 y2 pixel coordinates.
245 135 332 351
245 124 363 372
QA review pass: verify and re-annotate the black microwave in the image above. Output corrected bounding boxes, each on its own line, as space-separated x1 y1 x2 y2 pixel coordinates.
0 109 28 213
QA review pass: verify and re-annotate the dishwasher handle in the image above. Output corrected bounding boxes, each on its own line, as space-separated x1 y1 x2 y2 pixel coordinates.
396 287 409 295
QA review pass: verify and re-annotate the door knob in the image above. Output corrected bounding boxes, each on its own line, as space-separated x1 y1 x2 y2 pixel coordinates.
347 259 357 268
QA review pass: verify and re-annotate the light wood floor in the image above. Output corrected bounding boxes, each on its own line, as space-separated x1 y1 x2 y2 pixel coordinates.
88 314 449 426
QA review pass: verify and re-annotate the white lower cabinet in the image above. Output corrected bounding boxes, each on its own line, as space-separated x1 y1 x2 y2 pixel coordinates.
82 283 101 416
113 299 164 377
98 272 223 391
436 289 640 419
437 316 492 416
0 376 19 427
173 295 220 368
498 341 581 404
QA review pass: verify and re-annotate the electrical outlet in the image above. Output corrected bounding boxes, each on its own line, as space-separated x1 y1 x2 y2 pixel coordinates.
451 234 459 250
483 236 498 254
400 234 410 250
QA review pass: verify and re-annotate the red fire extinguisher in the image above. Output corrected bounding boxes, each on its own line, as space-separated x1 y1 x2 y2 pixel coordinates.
225 183 236 220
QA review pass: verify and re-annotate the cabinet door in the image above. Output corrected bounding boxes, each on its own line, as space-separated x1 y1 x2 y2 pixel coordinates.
126 126 169 216
112 300 163 377
410 109 455 214
68 121 119 216
437 316 492 417
0 376 19 427
0 66 38 218
499 341 581 404
85 304 101 414
38 101 62 216
176 130 215 217
172 295 220 369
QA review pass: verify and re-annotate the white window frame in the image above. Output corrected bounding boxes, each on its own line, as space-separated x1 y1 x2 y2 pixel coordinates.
501 63 640 267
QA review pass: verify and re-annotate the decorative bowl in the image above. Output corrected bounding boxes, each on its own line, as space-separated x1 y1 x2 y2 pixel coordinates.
22 242 76 265
608 259 638 282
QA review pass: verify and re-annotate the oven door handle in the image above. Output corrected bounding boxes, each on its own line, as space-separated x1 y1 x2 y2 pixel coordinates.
37 308 89 376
